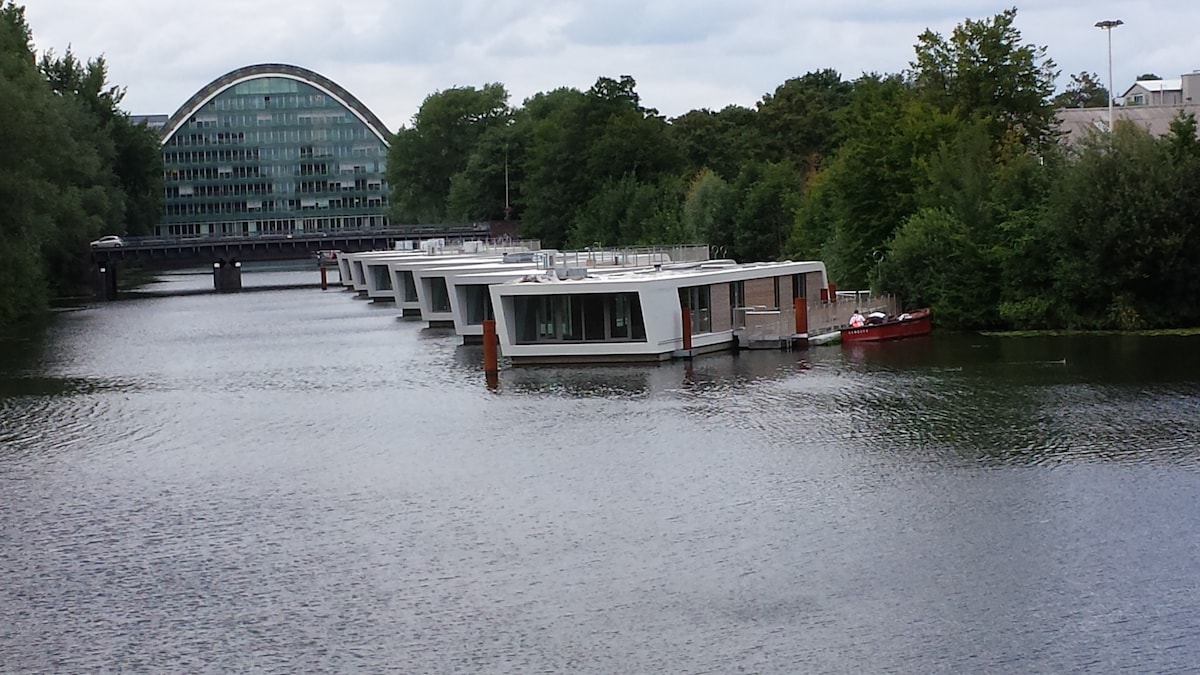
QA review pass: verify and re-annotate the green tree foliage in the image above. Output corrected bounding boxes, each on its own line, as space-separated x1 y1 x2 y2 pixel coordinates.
910 7 1058 150
0 2 54 325
1034 123 1200 329
387 83 510 223
0 2 162 329
669 105 763 180
681 169 737 256
520 76 680 248
727 161 802 262
755 69 852 170
566 173 688 248
789 74 957 286
878 208 998 328
1053 71 1109 109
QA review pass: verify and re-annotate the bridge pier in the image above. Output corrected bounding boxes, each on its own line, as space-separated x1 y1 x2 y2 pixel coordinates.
213 260 242 292
95 263 118 301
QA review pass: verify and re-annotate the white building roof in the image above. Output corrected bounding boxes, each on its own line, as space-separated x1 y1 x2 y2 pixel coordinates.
1122 78 1182 96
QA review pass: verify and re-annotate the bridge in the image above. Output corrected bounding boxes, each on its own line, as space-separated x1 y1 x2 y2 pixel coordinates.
90 224 506 298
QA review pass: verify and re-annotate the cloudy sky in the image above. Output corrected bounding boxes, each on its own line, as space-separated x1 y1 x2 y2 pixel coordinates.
22 1 1200 130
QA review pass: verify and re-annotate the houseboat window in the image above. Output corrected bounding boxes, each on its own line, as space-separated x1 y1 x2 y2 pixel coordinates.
399 270 417 302
514 292 646 343
464 285 492 324
429 277 451 313
559 296 583 341
582 294 606 341
792 274 805 301
730 281 745 325
679 285 712 334
370 265 392 291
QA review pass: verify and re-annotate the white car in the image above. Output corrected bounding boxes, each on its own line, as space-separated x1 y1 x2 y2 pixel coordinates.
90 235 124 248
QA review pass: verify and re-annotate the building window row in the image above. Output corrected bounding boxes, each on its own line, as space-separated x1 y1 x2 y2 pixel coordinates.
166 183 274 199
165 197 387 217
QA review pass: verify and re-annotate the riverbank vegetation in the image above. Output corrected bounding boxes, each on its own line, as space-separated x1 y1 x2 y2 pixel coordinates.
5 4 1196 334
0 2 162 329
386 8 1200 332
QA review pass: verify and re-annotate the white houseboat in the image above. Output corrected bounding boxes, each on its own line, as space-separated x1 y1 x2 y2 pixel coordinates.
488 260 831 363
394 256 523 318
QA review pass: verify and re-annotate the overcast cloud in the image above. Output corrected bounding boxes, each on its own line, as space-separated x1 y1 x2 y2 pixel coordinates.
21 0 1200 131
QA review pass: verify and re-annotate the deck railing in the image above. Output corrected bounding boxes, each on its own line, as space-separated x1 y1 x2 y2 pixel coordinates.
732 292 898 345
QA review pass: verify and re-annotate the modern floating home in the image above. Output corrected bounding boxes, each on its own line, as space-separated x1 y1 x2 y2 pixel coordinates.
415 261 538 329
488 260 831 364
336 239 540 300
439 246 714 340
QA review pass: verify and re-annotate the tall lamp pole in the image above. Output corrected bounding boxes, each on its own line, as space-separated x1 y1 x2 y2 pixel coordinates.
1095 19 1124 131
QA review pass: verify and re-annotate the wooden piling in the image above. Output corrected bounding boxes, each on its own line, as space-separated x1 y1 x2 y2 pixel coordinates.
681 305 693 352
482 319 498 376
320 266 328 290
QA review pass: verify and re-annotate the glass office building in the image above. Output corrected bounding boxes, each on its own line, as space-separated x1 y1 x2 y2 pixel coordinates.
158 64 391 237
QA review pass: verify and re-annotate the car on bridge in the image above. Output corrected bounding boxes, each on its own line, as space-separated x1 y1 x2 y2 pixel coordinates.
91 235 124 248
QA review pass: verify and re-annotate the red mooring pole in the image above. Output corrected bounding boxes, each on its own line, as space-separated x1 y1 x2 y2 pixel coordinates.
482 319 498 376
320 266 328 290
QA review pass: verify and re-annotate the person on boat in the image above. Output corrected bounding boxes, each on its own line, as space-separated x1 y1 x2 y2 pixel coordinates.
867 310 887 325
849 309 866 328
897 312 912 321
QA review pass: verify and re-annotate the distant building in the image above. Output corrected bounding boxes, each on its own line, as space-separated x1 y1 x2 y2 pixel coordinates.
1120 78 1185 106
155 63 391 238
1056 70 1200 143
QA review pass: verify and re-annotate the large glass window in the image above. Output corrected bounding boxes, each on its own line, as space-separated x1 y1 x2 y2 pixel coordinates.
679 285 712 334
370 264 391 291
464 285 493 325
429 277 451 313
514 293 646 344
397 270 418 302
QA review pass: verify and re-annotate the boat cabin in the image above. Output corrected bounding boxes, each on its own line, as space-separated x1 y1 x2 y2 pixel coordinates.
488 260 829 363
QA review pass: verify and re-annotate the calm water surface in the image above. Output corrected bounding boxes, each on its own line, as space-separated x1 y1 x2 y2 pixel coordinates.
3 271 1200 673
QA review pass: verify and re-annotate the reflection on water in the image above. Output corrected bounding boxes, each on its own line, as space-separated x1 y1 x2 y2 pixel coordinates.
2 276 1200 673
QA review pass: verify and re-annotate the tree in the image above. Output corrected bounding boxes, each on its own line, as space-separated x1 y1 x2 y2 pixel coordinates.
669 105 763 181
1053 71 1109 108
910 8 1059 150
727 161 802 262
520 76 679 248
755 69 852 170
788 74 957 287
681 169 737 256
877 208 998 328
0 1 56 326
386 83 510 223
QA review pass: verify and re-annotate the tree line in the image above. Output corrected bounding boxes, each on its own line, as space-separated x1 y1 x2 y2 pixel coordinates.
0 2 162 330
4 4 1197 333
386 8 1200 331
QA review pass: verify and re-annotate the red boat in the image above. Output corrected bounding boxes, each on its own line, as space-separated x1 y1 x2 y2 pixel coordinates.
840 308 932 343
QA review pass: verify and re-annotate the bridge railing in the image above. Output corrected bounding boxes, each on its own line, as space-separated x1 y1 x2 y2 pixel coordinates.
119 225 490 247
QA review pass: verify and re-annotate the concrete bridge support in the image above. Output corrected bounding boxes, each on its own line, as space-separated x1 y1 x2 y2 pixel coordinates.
213 260 242 292
95 263 118 301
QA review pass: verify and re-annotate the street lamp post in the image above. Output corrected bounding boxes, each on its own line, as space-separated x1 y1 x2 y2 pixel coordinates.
1095 19 1124 131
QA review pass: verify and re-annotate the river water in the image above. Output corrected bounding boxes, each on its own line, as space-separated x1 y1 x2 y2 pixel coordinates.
2 269 1199 673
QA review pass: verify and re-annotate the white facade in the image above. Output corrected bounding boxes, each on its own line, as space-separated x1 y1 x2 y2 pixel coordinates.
489 260 829 363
